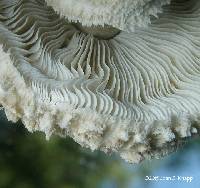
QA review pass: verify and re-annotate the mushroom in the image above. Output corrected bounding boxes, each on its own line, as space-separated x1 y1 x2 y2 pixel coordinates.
0 0 200 163
44 0 171 32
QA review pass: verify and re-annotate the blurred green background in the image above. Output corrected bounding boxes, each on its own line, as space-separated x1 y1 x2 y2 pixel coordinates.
0 110 200 188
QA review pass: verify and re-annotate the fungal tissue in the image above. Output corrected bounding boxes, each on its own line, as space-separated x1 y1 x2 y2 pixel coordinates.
0 0 200 163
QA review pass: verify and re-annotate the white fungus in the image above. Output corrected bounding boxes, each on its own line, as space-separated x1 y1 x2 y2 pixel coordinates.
45 0 171 32
0 0 200 163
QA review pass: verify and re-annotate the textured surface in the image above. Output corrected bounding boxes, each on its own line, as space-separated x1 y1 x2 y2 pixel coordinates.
0 0 200 163
45 0 171 32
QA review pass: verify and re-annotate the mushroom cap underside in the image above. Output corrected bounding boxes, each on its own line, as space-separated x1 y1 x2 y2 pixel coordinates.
0 0 200 163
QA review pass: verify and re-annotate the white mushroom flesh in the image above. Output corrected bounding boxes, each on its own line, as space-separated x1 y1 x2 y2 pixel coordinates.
45 0 171 32
0 0 200 163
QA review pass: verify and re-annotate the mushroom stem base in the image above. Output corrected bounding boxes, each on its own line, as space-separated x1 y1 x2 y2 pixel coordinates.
73 23 121 40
